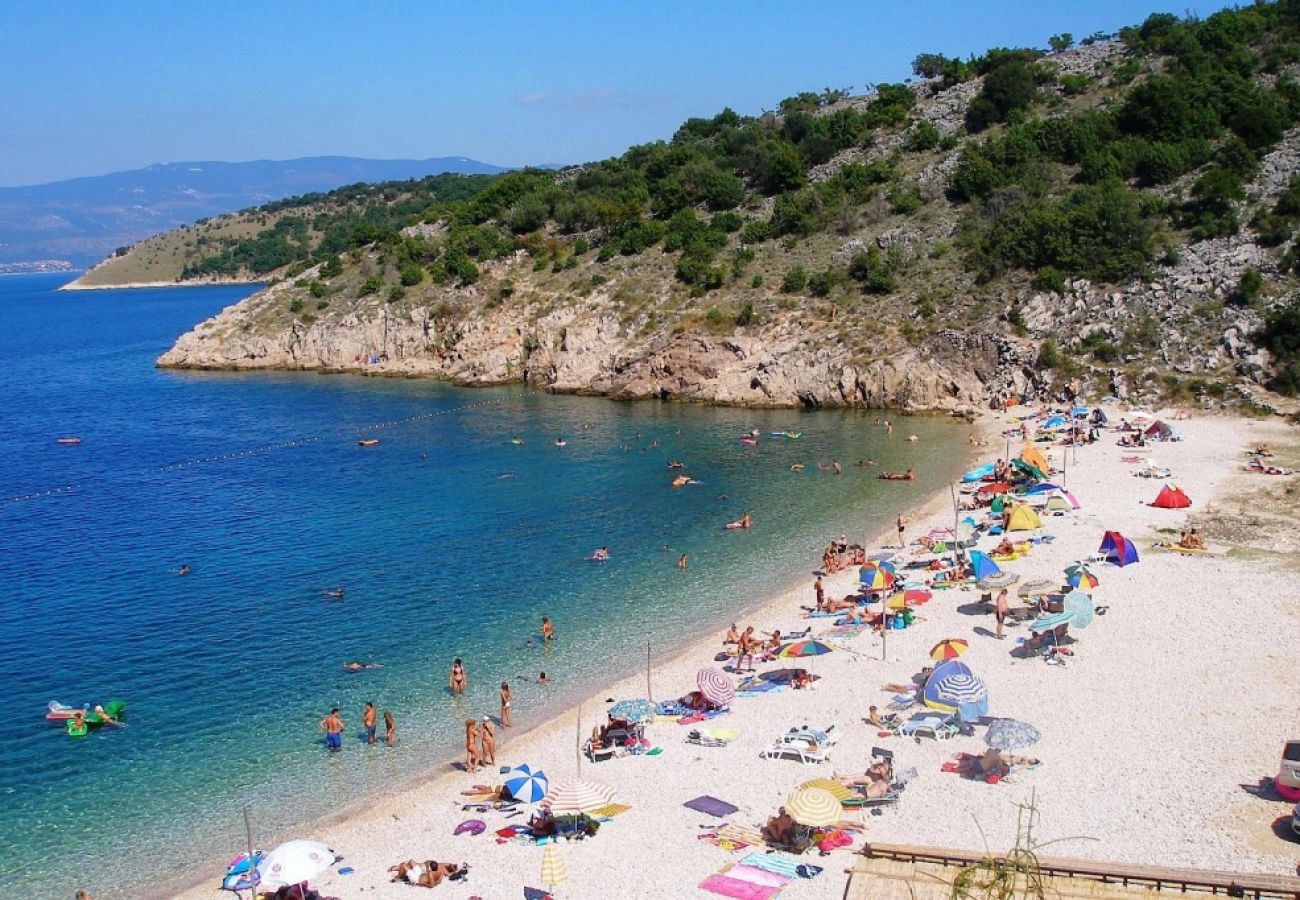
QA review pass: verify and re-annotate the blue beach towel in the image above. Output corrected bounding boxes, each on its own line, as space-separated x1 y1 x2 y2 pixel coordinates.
684 795 740 817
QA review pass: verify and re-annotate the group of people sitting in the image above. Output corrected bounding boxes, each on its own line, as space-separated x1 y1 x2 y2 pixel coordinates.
388 860 468 888
820 534 864 573
723 623 783 671
1177 528 1206 550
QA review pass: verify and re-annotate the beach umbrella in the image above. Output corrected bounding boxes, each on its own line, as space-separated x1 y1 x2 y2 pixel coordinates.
541 845 567 892
1017 578 1054 598
542 779 615 814
256 840 337 890
785 787 843 827
930 638 969 661
977 482 1013 495
1062 589 1095 629
904 589 932 604
985 719 1041 751
798 778 855 802
608 699 654 723
778 639 835 659
1064 561 1093 579
977 572 1020 590
931 671 989 722
504 764 550 803
859 566 896 591
1066 569 1099 590
695 667 735 707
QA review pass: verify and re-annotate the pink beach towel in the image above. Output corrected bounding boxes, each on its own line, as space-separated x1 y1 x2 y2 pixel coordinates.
726 864 791 888
698 874 781 900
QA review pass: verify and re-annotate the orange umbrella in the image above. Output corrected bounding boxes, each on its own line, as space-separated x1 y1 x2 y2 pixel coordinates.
930 638 969 661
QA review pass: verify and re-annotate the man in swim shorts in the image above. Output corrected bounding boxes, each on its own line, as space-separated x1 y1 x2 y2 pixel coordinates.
363 701 377 745
320 707 344 751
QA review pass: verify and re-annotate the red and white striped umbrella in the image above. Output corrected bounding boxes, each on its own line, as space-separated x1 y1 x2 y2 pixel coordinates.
696 666 735 707
541 779 615 815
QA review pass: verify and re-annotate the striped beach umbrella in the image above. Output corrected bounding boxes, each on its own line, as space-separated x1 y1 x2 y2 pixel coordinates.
695 667 735 707
977 572 1020 590
933 672 989 721
541 844 567 891
798 778 854 802
1066 569 1099 590
859 566 896 591
930 638 969 662
542 779 615 815
1017 578 1054 598
785 787 843 827
503 764 549 803
984 719 1041 751
777 639 834 659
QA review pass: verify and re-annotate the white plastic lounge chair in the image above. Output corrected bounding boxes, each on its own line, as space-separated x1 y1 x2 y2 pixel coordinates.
759 738 829 763
782 724 837 747
898 714 959 741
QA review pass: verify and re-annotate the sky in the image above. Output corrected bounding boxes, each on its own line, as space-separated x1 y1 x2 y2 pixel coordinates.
0 0 1239 187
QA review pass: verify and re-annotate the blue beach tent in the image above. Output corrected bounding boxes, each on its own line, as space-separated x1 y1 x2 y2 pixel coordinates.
968 551 1001 581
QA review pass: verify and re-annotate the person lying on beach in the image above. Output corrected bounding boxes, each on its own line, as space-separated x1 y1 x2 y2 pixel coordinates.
761 809 799 847
961 749 1039 778
835 761 893 797
388 860 467 887
866 705 899 729
992 538 1016 557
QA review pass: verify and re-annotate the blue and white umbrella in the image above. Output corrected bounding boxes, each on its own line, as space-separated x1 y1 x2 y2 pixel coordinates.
608 699 654 723
503 764 549 803
933 672 989 721
984 719 1041 751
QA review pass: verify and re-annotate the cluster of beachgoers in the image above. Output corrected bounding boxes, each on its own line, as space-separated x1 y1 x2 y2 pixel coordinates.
179 405 1297 900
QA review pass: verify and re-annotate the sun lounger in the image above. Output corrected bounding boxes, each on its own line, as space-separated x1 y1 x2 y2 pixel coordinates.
898 713 959 741
583 739 618 762
760 739 829 763
782 724 837 746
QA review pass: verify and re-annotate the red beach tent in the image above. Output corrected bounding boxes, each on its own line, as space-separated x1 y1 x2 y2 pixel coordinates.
1150 484 1191 509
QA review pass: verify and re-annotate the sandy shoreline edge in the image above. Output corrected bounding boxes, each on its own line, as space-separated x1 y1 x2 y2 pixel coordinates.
147 424 983 898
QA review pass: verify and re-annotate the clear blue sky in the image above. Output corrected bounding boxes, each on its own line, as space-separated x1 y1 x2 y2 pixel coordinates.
0 0 1236 187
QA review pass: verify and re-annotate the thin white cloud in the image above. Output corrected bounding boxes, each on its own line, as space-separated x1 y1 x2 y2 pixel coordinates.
517 86 676 111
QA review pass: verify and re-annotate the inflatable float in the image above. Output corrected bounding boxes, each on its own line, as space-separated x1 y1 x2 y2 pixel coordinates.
357 438 379 447
221 850 264 892
46 701 88 722
56 437 82 445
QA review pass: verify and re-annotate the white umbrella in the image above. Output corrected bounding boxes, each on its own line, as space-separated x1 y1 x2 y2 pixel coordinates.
542 779 615 815
257 839 337 890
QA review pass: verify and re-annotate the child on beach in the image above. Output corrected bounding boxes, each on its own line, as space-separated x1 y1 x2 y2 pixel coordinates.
500 682 512 727
464 719 479 773
383 711 396 745
478 717 496 765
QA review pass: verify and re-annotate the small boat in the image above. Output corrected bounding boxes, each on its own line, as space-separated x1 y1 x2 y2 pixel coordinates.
357 438 379 447
555 439 567 447
56 437 82 445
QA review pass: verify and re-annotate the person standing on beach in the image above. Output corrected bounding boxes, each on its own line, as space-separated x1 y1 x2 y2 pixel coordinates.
449 658 466 695
383 710 396 745
814 577 825 611
500 682 512 727
363 701 377 745
995 589 1009 640
464 719 480 773
479 716 496 765
896 513 906 548
319 708 344 751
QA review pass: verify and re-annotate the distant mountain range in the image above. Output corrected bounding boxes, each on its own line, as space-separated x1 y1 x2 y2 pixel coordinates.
0 155 510 267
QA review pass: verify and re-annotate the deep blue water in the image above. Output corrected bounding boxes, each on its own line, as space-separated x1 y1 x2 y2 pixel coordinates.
0 272 969 898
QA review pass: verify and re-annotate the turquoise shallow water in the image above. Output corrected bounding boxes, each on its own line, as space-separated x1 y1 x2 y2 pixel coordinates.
0 273 970 898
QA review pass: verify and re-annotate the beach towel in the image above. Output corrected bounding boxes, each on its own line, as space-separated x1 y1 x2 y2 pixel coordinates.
739 853 801 879
726 864 792 888
701 824 765 852
588 802 631 818
698 874 781 900
685 795 739 817
523 888 553 900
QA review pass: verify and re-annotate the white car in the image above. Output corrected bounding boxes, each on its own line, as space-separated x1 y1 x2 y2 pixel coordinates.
1277 741 1300 801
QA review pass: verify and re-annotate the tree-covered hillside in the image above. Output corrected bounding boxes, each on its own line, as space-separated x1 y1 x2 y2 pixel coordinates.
135 2 1300 403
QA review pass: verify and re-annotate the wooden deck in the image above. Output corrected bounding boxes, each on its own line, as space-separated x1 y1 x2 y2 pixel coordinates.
842 842 1300 900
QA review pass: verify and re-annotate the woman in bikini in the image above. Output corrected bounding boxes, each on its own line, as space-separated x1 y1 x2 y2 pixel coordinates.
449 658 467 695
500 681 512 727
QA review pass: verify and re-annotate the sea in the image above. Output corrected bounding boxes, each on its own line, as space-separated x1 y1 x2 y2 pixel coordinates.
0 272 970 898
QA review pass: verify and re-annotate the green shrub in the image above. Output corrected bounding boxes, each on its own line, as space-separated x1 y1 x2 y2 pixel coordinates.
289 298 304 313
319 255 343 278
399 263 424 286
781 265 808 293
751 274 764 288
741 220 775 244
315 299 329 310
1228 269 1263 307
888 181 922 214
573 238 589 255
736 302 756 326
904 121 941 152
1032 266 1066 293
387 286 406 303
1059 74 1092 96
1256 297 1300 395
309 281 327 298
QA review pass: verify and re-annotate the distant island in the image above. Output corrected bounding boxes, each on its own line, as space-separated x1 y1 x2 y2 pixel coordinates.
0 155 512 270
0 260 73 275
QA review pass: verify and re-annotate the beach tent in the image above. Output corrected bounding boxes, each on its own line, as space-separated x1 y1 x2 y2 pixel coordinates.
1151 484 1191 509
922 660 989 721
1021 481 1061 495
1044 495 1071 514
1042 416 1067 429
1098 530 1139 566
962 463 994 483
1018 446 1048 474
1005 504 1041 531
1144 420 1173 441
968 551 1001 580
1011 458 1047 482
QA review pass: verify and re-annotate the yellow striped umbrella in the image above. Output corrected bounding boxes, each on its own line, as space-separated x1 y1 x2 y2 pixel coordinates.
930 638 970 662
798 778 854 802
541 844 567 890
785 787 842 827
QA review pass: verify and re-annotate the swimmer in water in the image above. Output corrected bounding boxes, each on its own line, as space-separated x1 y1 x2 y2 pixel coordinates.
177 564 190 576
324 587 345 599
497 471 516 479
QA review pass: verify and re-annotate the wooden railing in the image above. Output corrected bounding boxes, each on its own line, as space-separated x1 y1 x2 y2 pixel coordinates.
859 842 1300 899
